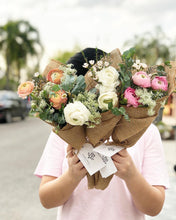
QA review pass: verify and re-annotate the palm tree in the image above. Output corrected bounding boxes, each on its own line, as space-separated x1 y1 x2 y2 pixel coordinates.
0 20 43 89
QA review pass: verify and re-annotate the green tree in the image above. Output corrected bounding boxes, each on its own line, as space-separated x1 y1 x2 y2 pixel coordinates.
123 27 175 65
0 20 43 89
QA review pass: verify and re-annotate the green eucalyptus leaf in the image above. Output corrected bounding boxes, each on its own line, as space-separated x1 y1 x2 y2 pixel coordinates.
164 60 172 68
61 75 76 91
52 84 60 91
71 75 86 95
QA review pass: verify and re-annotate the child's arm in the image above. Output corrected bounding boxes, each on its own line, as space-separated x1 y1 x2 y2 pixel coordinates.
112 149 165 216
39 145 87 209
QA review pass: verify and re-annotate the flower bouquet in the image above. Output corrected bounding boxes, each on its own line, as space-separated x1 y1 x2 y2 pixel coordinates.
83 48 176 189
18 48 176 190
85 48 176 148
18 60 101 151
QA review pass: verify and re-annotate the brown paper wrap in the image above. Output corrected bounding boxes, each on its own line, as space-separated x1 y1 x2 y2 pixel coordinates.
42 59 87 150
42 59 61 78
86 111 121 147
53 124 86 151
165 61 176 95
112 98 165 148
87 172 113 190
84 49 123 190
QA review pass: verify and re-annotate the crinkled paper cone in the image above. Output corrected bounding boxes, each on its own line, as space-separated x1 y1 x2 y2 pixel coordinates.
86 111 121 190
42 59 61 78
87 172 113 190
86 111 121 147
42 60 87 150
53 124 86 151
112 97 167 148
85 49 122 190
164 61 176 95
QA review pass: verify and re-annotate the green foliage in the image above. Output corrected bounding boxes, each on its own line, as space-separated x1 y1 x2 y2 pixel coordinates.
71 75 86 95
60 75 76 91
52 84 61 92
108 102 129 120
118 48 135 93
123 26 174 65
0 20 43 89
54 45 81 64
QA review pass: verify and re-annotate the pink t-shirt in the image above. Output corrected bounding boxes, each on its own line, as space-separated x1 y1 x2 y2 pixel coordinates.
34 124 169 220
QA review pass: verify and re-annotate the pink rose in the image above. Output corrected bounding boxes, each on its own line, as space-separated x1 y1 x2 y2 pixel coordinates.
124 87 139 107
132 71 151 88
151 76 168 91
18 81 34 99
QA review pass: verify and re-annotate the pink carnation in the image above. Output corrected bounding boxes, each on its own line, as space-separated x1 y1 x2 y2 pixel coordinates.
151 76 168 91
132 71 151 88
124 87 139 107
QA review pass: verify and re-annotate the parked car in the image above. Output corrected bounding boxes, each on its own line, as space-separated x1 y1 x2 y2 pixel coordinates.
0 90 28 123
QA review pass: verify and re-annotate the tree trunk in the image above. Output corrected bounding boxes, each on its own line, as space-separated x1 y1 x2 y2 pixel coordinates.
5 55 10 90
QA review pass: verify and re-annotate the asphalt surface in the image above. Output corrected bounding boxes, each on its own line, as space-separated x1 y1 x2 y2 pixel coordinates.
0 117 176 220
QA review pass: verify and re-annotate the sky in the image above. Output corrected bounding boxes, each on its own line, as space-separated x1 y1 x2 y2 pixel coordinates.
0 0 176 70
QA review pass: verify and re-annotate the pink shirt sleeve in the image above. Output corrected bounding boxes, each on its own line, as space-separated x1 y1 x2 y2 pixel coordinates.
142 124 169 188
34 131 66 178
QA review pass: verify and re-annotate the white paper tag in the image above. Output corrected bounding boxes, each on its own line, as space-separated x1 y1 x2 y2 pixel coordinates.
98 155 117 178
77 143 106 176
93 144 124 157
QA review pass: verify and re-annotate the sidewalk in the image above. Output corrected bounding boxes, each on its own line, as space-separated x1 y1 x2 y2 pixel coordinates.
146 140 176 220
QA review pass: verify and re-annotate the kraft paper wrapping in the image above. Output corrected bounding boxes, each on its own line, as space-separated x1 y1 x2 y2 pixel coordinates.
84 49 123 189
42 59 87 150
86 111 121 147
87 172 113 190
112 98 164 148
42 59 61 78
54 124 86 151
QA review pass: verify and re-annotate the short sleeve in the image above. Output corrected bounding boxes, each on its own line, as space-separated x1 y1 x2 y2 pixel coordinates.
34 131 67 178
141 124 169 189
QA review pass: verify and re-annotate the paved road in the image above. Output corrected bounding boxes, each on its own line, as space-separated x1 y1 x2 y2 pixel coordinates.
0 117 176 220
0 117 57 220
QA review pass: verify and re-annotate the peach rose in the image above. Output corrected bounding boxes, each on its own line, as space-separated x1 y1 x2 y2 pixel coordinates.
47 69 63 84
49 90 67 109
18 81 34 99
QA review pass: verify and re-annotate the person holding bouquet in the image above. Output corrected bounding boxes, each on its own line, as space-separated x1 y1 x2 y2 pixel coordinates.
34 48 169 220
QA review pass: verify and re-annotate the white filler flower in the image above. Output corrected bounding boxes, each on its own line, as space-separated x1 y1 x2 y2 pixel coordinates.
97 66 120 87
64 101 91 126
98 92 118 110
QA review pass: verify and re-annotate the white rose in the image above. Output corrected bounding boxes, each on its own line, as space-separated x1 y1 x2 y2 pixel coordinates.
98 92 118 110
97 84 116 94
64 101 91 126
97 66 120 87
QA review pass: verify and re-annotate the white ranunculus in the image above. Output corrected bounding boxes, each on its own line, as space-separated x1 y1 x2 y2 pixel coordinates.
64 101 91 126
97 85 116 94
96 66 120 87
98 92 118 110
